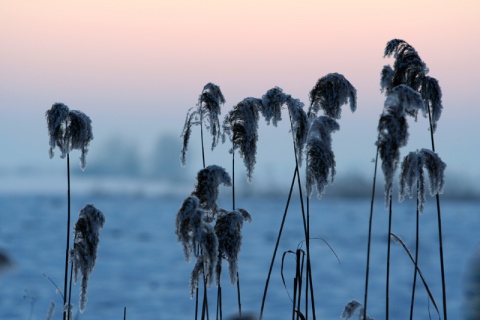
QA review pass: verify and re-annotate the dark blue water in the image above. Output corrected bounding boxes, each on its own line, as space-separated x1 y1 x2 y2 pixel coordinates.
0 193 478 319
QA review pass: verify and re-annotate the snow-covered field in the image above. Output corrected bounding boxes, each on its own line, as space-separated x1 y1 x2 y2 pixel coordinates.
0 192 478 319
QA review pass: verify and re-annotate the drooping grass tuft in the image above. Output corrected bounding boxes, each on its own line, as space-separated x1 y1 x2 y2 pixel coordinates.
421 76 443 132
70 204 105 313
215 209 252 285
223 98 262 182
340 300 373 320
175 196 203 261
181 83 225 166
46 103 93 170
285 95 308 166
376 85 424 205
399 149 446 213
382 39 427 93
192 165 232 215
308 72 357 120
260 87 286 126
305 116 340 198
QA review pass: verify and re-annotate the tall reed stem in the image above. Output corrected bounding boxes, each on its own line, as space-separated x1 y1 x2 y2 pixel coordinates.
63 153 71 320
426 102 447 320
409 187 420 320
288 113 315 320
260 167 297 319
363 146 379 319
386 194 393 320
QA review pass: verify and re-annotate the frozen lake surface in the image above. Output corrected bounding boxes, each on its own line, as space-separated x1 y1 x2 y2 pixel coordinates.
0 193 478 319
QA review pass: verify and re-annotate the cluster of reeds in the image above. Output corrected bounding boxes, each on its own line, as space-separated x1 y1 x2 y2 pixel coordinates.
361 39 447 320
177 75 358 319
45 103 106 320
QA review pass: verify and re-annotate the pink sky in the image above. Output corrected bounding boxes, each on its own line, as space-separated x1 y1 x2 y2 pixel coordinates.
1 0 479 179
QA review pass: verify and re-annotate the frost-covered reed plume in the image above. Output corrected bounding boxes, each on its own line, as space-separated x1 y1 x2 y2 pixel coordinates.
45 102 93 320
376 85 425 204
192 165 232 216
70 204 105 313
305 116 340 198
341 300 373 320
399 149 446 213
381 39 443 132
181 83 225 166
46 103 93 170
223 97 262 182
308 72 357 121
214 209 252 285
175 165 233 320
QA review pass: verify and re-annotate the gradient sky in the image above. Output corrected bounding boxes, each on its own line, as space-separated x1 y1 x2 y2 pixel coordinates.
1 0 479 190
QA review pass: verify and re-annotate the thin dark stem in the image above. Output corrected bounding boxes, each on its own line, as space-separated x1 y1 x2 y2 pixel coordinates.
236 272 242 318
216 285 222 320
292 277 297 320
386 194 393 320
410 188 420 320
67 263 73 320
426 101 447 320
435 194 446 319
200 109 206 168
260 167 297 319
124 306 126 320
195 287 199 320
202 274 209 320
288 112 315 320
363 146 379 319
63 153 71 320
232 148 235 211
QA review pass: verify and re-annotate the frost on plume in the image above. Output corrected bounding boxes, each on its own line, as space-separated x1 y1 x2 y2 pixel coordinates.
175 196 203 261
308 73 357 120
188 223 219 297
181 83 225 165
376 85 424 205
399 148 446 213
223 98 261 182
192 165 232 215
306 116 340 198
214 209 251 285
382 39 426 93
382 39 443 131
260 87 286 126
70 204 105 313
46 103 93 170
286 95 308 166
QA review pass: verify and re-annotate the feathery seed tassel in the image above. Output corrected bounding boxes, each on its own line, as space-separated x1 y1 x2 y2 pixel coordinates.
223 98 261 182
376 85 424 206
399 149 446 213
181 83 225 165
70 204 105 313
45 103 93 170
308 73 357 120
305 116 340 198
192 165 232 215
421 76 443 132
260 87 287 126
286 95 308 166
46 103 70 159
67 110 93 170
214 209 252 285
383 39 427 94
175 196 203 261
